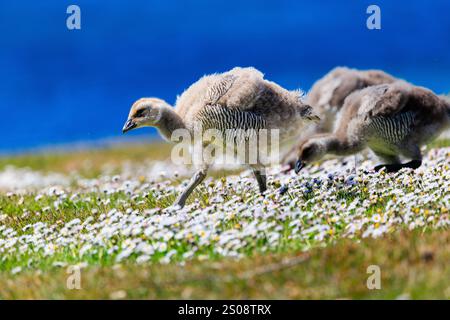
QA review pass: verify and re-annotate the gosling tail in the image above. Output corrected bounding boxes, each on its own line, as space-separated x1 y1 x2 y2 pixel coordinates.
447 98 450 118
439 94 450 118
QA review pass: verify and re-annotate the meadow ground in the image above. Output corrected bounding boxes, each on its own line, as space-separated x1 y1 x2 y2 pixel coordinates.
0 138 449 299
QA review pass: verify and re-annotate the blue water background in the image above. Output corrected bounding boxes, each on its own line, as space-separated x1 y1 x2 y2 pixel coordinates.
1 0 449 152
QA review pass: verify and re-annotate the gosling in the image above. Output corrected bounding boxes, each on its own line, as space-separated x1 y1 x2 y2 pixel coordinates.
282 67 397 169
294 81 450 173
122 67 319 207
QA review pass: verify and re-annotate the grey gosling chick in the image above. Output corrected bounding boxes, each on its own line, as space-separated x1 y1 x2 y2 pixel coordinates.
282 66 397 169
122 67 319 207
294 81 450 173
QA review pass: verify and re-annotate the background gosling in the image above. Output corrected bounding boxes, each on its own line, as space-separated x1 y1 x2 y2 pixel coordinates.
123 67 319 207
282 66 397 169
294 81 450 173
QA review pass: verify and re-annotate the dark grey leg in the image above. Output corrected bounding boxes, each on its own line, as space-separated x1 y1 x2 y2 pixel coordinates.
400 145 422 170
403 159 422 169
373 146 422 173
251 166 267 194
373 152 401 172
375 159 422 173
173 166 208 208
353 155 358 173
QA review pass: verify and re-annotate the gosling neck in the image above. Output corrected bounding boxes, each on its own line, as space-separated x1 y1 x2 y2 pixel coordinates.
157 105 186 141
319 135 360 156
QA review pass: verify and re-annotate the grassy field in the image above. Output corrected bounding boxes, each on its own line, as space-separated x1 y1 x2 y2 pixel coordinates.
1 229 448 299
0 140 449 299
0 142 173 178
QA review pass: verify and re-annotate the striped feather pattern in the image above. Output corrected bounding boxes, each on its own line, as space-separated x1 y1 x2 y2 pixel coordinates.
205 74 237 105
196 105 266 131
195 105 267 144
368 112 415 144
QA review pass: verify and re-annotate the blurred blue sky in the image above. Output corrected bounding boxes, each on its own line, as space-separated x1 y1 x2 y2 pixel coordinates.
1 0 449 152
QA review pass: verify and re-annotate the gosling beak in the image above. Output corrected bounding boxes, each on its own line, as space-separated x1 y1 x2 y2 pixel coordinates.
294 160 305 174
122 119 136 133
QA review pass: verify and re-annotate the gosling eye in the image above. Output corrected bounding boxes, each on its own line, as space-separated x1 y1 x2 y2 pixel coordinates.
134 109 146 118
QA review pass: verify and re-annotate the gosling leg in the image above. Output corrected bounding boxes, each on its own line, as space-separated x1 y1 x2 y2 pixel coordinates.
399 145 422 171
374 159 422 173
373 146 422 172
373 152 400 172
251 166 267 194
173 166 208 208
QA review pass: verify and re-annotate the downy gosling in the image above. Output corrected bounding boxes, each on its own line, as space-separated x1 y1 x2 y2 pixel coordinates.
123 67 319 207
294 81 450 174
282 66 397 169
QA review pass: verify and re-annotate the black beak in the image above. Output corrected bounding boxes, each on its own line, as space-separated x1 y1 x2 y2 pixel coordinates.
294 160 305 174
122 119 136 133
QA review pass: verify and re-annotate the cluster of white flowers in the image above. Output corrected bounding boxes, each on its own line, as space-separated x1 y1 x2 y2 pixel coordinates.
0 148 449 273
0 166 70 190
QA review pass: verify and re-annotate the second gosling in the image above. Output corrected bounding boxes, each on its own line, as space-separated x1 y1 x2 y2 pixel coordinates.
294 82 450 173
282 67 397 169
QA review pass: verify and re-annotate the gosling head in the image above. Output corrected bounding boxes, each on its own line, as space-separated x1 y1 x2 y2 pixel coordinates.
122 98 168 133
294 139 327 174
